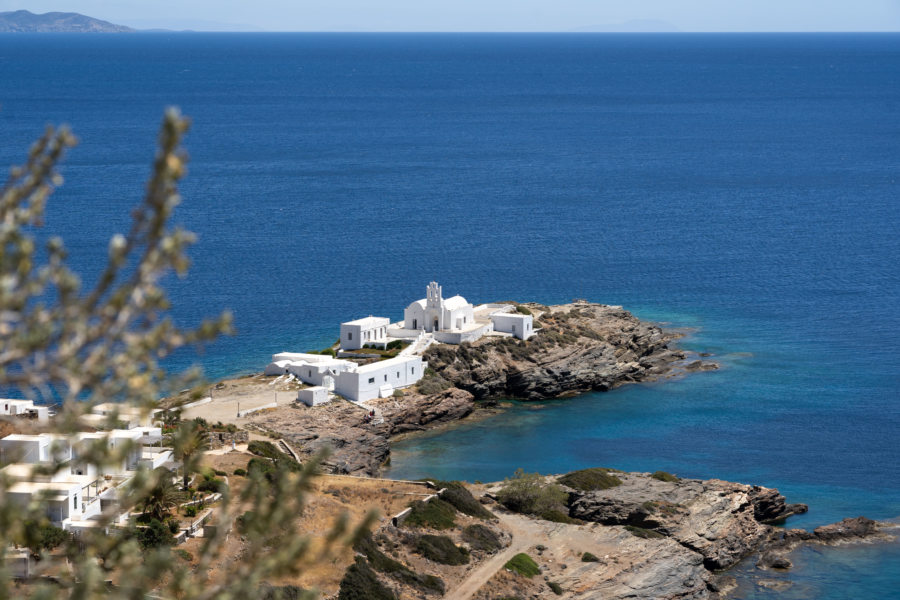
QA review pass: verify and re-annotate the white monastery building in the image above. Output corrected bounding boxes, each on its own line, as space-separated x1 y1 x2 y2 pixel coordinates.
340 316 390 351
267 282 538 404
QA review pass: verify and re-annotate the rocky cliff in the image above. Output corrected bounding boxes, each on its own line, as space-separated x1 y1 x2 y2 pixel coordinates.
424 302 715 401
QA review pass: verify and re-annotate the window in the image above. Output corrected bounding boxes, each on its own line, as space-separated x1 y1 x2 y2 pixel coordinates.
384 375 388 382
348 332 353 340
411 367 415 374
396 372 400 378
368 377 375 384
74 495 78 510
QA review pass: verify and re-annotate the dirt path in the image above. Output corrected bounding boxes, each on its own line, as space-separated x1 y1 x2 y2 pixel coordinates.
445 510 549 600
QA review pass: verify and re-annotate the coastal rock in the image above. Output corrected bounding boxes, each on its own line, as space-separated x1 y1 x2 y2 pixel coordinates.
757 551 793 570
812 517 880 543
748 485 808 523
425 303 700 401
384 388 475 434
568 473 795 570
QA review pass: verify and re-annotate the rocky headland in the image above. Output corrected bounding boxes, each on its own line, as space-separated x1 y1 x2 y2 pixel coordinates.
237 301 716 476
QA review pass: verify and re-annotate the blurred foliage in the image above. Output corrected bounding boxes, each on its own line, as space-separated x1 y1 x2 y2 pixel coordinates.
0 110 374 599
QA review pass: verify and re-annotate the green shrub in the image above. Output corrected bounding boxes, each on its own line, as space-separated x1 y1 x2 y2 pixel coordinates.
23 521 70 557
248 441 283 460
461 524 503 553
557 468 623 491
386 340 405 351
624 525 665 539
415 534 470 566
650 471 679 483
233 468 247 476
392 389 404 398
136 519 175 549
338 556 396 600
504 553 540 577
184 505 198 517
515 305 532 316
175 549 193 561
436 482 494 519
166 518 179 534
582 552 600 562
197 477 225 493
214 469 227 476
416 372 451 395
354 534 444 594
496 469 569 517
404 498 457 530
548 581 563 595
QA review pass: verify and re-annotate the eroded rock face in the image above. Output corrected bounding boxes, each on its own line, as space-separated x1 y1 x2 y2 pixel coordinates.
567 473 804 570
384 388 475 435
426 303 715 401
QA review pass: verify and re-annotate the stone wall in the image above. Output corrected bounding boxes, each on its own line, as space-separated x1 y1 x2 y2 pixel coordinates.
207 430 249 449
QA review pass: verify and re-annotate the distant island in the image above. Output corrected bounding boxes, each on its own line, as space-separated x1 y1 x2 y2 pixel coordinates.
0 10 132 33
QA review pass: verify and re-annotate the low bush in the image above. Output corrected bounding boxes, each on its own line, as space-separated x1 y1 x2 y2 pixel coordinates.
248 440 283 461
175 549 193 561
416 372 452 395
434 482 494 519
496 469 569 519
515 305 532 316
625 525 665 539
504 553 540 578
581 552 600 562
197 477 225 493
415 534 470 566
548 581 563 595
23 521 70 558
557 468 623 491
136 519 175 549
166 518 179 534
354 534 445 594
213 469 227 476
461 524 503 553
650 471 679 483
404 498 457 530
233 468 247 476
338 556 396 600
183 505 198 517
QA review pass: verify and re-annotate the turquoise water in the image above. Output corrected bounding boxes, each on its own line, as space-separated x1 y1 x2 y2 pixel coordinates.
1 33 898 596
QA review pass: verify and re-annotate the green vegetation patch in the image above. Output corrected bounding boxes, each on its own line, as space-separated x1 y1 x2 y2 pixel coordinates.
428 481 493 520
258 585 308 600
248 440 287 461
538 509 582 524
496 469 570 520
515 305 533 316
415 534 471 566
557 468 623 491
404 498 457 530
504 553 541 578
548 581 563 595
354 534 445 594
338 556 397 600
461 524 503 553
650 471 680 483
624 525 666 539
416 370 452 395
581 552 600 562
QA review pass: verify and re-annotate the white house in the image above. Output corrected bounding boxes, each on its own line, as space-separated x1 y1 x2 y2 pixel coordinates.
491 312 535 340
341 316 390 350
264 352 357 390
333 355 425 402
0 398 49 423
298 386 330 407
404 282 476 333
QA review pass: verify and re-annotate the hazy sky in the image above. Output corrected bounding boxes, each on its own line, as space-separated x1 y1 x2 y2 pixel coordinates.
3 0 900 32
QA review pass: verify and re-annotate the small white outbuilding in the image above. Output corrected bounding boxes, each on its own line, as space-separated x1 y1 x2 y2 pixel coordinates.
491 312 534 340
298 386 330 407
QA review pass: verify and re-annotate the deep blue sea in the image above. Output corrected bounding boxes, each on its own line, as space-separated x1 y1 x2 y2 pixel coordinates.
1 33 898 598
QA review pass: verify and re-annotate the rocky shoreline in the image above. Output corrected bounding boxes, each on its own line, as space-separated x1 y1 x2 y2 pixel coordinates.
477 470 897 599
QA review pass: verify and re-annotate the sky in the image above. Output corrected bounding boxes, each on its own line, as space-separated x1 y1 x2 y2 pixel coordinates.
3 0 900 32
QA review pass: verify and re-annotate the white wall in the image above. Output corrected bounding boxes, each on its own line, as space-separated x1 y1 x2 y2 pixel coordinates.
334 356 425 402
341 318 390 350
491 313 534 340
